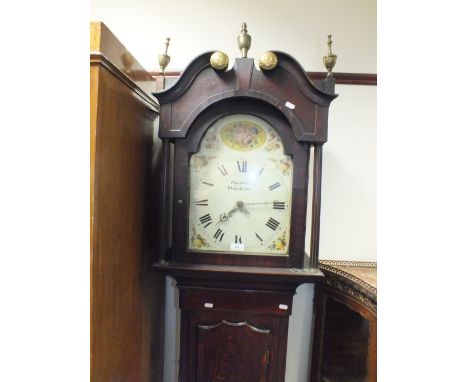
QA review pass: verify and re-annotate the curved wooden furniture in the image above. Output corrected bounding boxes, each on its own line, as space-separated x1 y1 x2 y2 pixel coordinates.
311 261 377 382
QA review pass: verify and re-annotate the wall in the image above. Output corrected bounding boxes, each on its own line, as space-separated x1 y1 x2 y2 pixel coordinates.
90 0 376 73
90 1 376 381
309 84 377 262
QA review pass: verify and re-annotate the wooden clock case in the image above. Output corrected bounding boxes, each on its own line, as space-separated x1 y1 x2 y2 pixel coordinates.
153 51 337 381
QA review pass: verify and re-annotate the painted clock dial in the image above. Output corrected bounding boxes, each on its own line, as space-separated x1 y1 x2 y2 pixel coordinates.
188 114 293 255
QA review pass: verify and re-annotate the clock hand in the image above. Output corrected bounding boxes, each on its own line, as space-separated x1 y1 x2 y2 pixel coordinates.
215 213 229 226
238 205 250 216
244 201 274 206
244 200 286 212
235 201 250 217
215 201 252 226
227 205 239 217
215 205 239 226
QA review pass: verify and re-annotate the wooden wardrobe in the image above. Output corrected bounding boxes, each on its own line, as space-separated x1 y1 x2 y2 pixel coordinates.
90 22 165 382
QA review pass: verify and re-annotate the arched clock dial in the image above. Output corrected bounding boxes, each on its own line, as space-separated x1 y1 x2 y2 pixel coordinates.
188 114 293 255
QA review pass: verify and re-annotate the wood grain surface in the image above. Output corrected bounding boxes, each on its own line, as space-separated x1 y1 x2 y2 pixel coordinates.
90 21 164 382
310 275 377 382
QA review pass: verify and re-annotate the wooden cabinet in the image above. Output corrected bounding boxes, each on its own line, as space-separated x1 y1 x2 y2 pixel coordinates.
90 22 164 382
162 264 323 381
310 262 377 382
178 285 293 382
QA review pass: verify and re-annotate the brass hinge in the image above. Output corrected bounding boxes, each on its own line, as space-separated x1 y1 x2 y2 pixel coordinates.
266 349 270 365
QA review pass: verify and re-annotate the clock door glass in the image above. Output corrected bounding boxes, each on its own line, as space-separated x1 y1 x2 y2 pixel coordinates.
188 114 293 255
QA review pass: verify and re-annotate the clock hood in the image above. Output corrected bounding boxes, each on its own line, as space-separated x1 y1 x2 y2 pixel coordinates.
153 51 337 143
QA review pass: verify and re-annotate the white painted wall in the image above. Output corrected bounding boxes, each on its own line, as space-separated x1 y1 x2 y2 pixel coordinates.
90 0 376 74
163 277 179 382
319 84 377 261
91 1 376 381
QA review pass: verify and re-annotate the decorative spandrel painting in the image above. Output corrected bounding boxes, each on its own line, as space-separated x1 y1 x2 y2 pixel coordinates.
188 114 293 255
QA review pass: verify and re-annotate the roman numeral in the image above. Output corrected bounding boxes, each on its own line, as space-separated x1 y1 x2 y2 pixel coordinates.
273 201 285 210
269 182 281 191
199 214 213 228
258 166 265 177
201 181 213 187
195 199 208 206
255 232 263 242
235 235 242 244
213 228 225 242
217 164 228 176
237 160 247 173
266 217 280 231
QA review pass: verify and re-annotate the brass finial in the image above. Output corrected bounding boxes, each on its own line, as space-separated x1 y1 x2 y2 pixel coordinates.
237 22 251 58
210 51 229 71
158 37 171 89
258 51 278 71
322 35 337 78
158 37 171 75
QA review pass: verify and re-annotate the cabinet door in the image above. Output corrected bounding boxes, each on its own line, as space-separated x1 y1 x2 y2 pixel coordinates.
197 320 270 382
311 285 377 382
320 298 370 382
181 309 289 382
178 287 293 381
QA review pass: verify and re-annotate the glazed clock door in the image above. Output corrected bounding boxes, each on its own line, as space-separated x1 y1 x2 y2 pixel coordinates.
188 114 293 256
171 101 310 268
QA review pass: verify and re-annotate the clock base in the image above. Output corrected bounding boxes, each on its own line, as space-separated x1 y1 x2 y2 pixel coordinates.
154 263 322 382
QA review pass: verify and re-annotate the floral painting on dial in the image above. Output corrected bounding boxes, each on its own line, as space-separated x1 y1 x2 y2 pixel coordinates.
220 121 267 151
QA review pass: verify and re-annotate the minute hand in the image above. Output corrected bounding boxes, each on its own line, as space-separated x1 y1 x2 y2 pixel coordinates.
244 201 285 208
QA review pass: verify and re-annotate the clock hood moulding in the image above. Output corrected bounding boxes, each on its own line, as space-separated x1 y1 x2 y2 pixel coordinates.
153 51 337 143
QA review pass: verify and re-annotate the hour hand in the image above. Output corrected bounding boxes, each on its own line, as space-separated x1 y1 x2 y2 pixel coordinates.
235 201 249 217
227 206 238 217
215 212 230 226
216 202 248 225
215 205 238 225
238 205 250 217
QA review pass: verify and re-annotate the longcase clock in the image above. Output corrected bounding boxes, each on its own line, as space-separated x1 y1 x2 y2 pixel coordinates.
153 26 337 381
